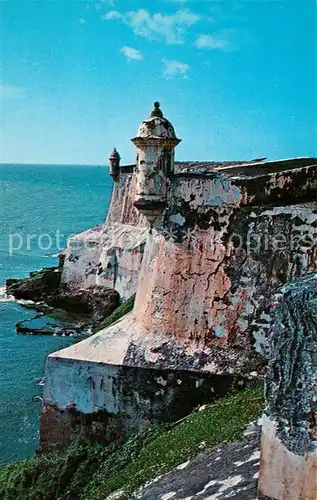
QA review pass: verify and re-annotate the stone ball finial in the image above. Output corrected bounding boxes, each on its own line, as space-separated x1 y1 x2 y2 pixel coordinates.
150 101 163 118
134 102 179 139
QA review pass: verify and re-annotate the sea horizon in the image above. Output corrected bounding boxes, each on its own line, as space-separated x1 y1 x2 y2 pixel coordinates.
0 163 113 464
1 162 108 168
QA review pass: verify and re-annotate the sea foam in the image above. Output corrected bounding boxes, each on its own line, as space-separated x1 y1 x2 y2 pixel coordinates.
0 286 15 302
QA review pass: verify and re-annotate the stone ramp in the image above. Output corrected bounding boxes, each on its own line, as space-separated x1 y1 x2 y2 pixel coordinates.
132 430 261 500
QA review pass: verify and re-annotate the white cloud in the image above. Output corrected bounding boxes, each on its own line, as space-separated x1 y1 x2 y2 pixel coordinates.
101 10 123 20
102 8 200 45
0 84 25 100
194 31 234 51
162 58 190 79
120 46 144 61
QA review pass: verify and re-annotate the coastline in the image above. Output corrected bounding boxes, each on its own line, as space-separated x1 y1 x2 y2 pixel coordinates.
0 163 113 464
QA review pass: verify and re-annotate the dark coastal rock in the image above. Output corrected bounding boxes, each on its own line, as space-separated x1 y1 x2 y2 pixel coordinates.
46 285 120 325
6 267 61 301
6 267 120 328
16 314 90 336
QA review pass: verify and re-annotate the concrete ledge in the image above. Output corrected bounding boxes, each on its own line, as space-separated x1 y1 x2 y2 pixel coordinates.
48 313 257 374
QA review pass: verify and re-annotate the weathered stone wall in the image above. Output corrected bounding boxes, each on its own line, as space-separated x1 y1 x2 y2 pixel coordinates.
135 163 317 354
40 315 248 452
106 165 146 226
60 223 147 301
40 157 317 452
258 272 317 500
60 168 148 300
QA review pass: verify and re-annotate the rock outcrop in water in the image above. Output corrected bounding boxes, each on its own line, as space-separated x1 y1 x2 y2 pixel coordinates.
6 267 62 302
6 266 120 332
16 315 88 336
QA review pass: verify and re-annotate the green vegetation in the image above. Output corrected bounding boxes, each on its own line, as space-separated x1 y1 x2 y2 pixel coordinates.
0 385 263 500
93 294 136 333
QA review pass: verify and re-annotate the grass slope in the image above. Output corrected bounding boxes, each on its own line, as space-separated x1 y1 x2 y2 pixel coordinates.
0 385 263 500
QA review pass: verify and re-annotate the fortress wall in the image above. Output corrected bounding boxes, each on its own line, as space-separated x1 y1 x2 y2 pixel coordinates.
60 169 148 300
60 225 104 290
106 167 146 226
60 223 147 300
40 159 317 452
228 203 317 353
134 167 317 352
39 317 247 452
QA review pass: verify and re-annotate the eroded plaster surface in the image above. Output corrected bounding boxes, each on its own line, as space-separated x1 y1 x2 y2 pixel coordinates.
258 272 317 500
61 223 148 300
134 169 317 353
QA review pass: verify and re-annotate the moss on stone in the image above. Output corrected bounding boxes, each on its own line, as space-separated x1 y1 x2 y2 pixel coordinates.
0 384 263 500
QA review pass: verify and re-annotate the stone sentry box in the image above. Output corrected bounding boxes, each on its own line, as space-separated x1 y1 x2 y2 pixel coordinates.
131 101 181 222
39 103 317 452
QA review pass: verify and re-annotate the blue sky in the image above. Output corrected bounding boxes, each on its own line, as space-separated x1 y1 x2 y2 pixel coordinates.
1 0 316 165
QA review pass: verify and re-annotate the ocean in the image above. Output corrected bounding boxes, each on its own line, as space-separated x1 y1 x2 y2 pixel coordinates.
0 164 113 465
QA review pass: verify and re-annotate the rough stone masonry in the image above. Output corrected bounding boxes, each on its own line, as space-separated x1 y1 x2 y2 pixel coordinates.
39 103 317 454
258 271 317 500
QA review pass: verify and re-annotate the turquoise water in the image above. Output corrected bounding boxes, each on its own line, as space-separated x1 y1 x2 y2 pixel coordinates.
0 164 113 465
